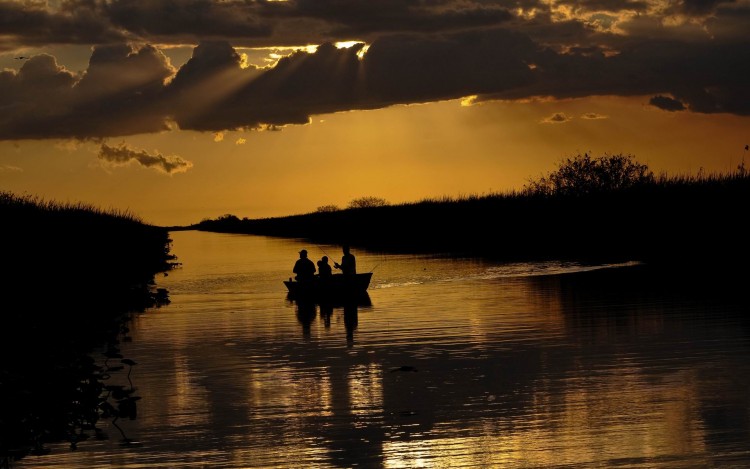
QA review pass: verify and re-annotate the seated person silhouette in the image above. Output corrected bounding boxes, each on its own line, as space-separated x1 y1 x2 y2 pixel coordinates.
293 249 316 281
317 256 333 278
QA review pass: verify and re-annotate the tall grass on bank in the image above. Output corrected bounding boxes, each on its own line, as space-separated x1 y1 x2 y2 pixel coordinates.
191 154 750 268
1 191 144 222
1 190 176 293
1 191 177 463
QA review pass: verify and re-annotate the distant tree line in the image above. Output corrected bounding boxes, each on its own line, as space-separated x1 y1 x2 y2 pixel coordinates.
192 153 750 268
314 196 389 213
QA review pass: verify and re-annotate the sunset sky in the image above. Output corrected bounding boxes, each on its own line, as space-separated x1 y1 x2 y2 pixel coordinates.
1 0 748 226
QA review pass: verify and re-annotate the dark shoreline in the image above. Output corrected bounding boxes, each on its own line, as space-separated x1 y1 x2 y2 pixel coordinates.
4 164 748 463
1 193 178 465
184 175 750 272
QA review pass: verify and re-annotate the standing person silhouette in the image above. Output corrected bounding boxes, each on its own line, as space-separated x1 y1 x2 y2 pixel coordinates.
293 249 316 281
333 245 356 275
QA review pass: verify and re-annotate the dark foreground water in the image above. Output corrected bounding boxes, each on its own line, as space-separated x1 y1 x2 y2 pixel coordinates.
15 231 750 468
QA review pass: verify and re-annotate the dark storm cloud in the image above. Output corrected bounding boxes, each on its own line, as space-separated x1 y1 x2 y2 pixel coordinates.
1 0 514 49
0 0 273 50
165 29 536 131
70 43 175 136
541 112 572 124
98 142 193 174
478 36 750 115
362 29 535 104
673 0 736 16
0 54 77 139
553 0 649 13
707 4 750 39
264 0 513 37
1 0 750 140
0 44 174 140
103 0 272 41
166 40 360 130
162 40 265 129
581 112 608 119
649 95 686 112
76 43 175 99
0 0 127 50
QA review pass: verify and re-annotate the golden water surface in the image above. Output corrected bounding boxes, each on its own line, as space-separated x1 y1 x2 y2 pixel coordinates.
16 231 750 468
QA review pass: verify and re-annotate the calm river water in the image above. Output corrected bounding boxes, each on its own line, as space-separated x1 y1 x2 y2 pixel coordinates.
16 230 750 468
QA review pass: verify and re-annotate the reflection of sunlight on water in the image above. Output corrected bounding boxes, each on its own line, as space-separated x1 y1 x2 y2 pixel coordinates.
374 281 422 289
479 260 642 279
382 434 539 468
16 232 749 469
370 259 642 290
516 365 711 467
165 354 210 428
248 364 334 419
380 373 710 469
349 364 383 418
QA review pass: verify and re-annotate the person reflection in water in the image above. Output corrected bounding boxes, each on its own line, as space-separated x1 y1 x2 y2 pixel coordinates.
333 245 356 275
296 301 317 338
320 302 333 328
317 256 333 278
344 302 358 344
293 249 316 281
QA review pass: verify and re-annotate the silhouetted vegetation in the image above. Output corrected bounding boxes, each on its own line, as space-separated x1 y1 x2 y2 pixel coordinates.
1 191 177 464
1 191 176 300
191 153 750 268
347 196 389 209
316 204 341 213
524 153 655 196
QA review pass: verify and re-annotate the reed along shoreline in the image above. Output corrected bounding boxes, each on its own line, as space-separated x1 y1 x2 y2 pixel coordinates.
1 191 178 463
188 174 750 271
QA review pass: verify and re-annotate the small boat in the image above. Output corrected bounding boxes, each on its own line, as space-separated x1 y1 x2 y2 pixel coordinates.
284 272 373 300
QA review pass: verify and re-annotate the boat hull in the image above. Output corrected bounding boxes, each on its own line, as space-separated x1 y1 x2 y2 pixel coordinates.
284 272 372 301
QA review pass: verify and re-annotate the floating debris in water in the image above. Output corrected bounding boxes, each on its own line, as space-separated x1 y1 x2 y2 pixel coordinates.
390 366 418 373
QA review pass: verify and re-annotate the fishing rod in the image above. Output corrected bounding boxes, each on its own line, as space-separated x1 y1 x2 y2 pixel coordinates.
316 243 383 273
369 259 386 273
316 244 332 260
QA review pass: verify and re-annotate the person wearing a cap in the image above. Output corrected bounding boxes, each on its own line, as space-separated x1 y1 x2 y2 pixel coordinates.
293 249 316 281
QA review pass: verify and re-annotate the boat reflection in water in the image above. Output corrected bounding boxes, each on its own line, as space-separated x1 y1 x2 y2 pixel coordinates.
13 231 750 469
286 271 373 342
291 292 372 343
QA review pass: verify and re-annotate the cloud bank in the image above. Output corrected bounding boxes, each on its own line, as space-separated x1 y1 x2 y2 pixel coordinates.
0 0 748 140
542 112 573 124
98 143 193 174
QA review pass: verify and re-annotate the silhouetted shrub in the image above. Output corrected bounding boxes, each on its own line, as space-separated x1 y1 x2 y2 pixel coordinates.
348 196 388 209
316 204 340 213
524 153 655 196
217 214 240 222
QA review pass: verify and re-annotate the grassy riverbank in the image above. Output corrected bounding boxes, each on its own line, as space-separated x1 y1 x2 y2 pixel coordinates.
1 191 177 463
1 192 178 317
188 154 750 269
